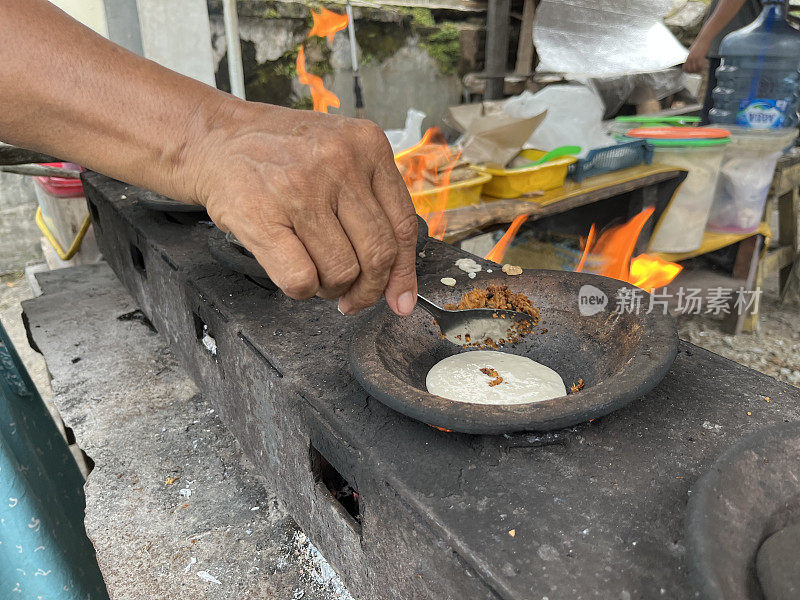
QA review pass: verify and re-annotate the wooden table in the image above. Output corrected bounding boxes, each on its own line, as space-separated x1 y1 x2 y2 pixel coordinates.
765 148 800 301
442 164 687 243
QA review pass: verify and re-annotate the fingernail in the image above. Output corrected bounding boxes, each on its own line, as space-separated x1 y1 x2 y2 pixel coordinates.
397 291 416 315
338 299 350 315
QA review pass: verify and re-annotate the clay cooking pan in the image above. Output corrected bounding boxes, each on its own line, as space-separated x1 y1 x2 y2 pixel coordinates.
350 270 678 434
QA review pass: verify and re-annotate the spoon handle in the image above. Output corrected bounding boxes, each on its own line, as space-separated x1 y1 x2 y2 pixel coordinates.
416 294 447 321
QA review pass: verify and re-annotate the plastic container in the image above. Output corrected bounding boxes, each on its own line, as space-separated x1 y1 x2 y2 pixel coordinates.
706 126 797 233
33 163 101 266
568 140 654 182
626 127 731 253
609 115 700 139
477 149 577 199
710 0 800 129
410 170 492 211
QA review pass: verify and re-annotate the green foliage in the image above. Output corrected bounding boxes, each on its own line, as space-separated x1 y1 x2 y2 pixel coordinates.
406 7 435 28
421 23 461 75
356 21 407 65
290 96 315 110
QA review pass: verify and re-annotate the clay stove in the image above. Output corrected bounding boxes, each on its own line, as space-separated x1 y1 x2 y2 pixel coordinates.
84 172 800 599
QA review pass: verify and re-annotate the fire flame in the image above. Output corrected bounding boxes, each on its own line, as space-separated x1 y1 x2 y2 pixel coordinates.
296 8 348 113
480 205 682 290
395 127 460 240
576 206 683 290
485 214 529 263
309 8 349 43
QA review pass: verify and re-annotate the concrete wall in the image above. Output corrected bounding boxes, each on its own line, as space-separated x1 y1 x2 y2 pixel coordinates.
208 4 471 130
0 174 40 274
50 0 109 34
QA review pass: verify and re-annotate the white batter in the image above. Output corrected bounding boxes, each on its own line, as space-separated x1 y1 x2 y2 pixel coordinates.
426 350 567 405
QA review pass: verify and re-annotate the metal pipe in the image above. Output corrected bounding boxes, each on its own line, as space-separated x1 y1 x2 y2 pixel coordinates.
0 164 82 179
345 1 365 118
222 0 246 99
484 0 510 100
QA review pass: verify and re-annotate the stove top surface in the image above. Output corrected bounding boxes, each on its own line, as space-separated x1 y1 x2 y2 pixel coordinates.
84 172 800 599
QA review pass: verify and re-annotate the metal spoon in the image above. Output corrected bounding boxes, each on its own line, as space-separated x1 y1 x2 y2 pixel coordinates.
417 295 536 347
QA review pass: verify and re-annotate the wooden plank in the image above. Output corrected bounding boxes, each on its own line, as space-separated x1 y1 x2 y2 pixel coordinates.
654 224 771 263
442 165 684 242
723 235 763 335
771 149 800 196
778 188 799 292
762 245 795 274
513 0 536 76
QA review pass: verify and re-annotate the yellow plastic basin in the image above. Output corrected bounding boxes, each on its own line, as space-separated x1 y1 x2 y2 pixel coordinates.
477 149 577 199
410 170 492 211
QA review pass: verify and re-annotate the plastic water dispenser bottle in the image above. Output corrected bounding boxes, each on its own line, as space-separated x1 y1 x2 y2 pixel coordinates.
710 0 800 129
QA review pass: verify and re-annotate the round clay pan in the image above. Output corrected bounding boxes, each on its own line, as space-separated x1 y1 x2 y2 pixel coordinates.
350 270 678 434
686 421 800 600
207 229 275 288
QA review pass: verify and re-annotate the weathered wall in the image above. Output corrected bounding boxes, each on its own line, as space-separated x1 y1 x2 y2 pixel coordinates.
208 2 477 129
0 173 41 274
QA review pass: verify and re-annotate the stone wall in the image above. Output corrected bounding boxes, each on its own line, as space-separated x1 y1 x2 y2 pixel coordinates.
0 173 41 274
207 1 483 129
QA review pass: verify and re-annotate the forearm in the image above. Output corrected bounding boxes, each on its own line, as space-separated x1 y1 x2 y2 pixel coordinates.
693 0 749 50
0 0 233 203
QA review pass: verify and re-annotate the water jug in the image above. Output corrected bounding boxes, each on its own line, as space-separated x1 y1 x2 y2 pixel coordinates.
710 0 800 129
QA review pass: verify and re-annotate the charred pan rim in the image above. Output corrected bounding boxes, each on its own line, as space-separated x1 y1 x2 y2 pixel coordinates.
136 190 208 213
686 421 800 600
350 270 678 435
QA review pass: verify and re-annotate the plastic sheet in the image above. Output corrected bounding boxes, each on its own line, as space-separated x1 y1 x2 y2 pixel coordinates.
505 86 615 156
384 109 426 154
588 68 687 117
533 0 689 77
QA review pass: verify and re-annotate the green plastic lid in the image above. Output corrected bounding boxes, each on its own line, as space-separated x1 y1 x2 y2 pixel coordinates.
615 115 702 125
633 137 731 147
625 126 731 147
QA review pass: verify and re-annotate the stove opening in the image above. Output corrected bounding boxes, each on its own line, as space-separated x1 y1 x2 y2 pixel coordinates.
192 313 218 358
87 200 100 226
309 444 361 530
129 242 146 276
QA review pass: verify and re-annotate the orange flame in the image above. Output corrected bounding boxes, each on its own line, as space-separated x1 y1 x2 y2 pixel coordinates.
576 207 682 290
296 8 347 113
296 46 340 114
630 253 683 290
485 214 529 263
309 8 349 43
394 127 459 240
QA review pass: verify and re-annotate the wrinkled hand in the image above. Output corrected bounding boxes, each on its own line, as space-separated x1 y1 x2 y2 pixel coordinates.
187 100 418 316
683 41 709 74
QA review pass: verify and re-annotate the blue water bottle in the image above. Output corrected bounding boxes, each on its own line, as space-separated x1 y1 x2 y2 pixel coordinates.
710 0 800 129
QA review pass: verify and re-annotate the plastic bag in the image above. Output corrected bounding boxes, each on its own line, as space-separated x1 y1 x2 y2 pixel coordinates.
384 109 426 154
507 86 614 156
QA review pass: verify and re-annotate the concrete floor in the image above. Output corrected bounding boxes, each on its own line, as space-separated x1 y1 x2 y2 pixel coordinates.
677 273 800 388
0 271 51 397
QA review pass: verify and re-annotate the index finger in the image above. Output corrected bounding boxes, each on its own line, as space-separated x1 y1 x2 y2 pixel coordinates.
370 142 418 316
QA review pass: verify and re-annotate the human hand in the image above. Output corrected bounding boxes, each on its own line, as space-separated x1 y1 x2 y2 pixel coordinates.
683 40 710 74
184 99 418 317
